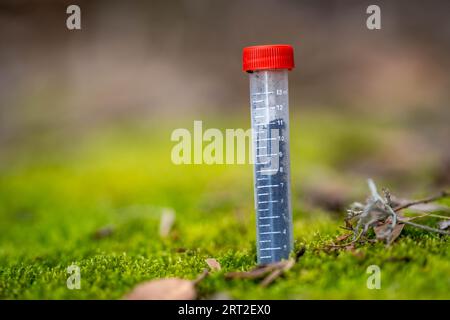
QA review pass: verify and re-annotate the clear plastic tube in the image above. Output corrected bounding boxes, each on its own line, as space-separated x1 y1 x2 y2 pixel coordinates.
249 69 293 264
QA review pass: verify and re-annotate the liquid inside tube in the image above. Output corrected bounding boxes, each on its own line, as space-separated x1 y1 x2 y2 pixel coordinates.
249 69 293 264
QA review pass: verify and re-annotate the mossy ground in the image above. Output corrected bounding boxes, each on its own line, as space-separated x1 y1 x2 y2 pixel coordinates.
0 112 448 299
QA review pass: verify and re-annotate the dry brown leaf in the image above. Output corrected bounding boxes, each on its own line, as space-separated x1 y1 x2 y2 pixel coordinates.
389 224 405 243
205 258 221 272
374 223 405 244
373 223 387 238
159 208 175 238
125 278 196 300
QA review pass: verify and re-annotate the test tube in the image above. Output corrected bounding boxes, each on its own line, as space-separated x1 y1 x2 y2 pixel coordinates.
243 45 295 264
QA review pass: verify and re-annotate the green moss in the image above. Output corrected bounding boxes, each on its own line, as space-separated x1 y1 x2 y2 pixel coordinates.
0 112 448 299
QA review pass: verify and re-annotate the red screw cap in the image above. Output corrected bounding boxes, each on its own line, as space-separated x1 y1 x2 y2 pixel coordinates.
242 44 295 72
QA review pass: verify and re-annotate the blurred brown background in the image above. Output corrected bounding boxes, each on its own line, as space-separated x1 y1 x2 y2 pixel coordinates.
0 0 449 149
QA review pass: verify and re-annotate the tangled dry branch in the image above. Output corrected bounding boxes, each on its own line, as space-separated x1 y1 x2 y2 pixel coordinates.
333 179 449 248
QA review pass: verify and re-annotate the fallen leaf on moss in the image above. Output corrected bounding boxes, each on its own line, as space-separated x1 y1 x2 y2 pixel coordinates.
374 222 404 244
125 269 208 300
205 258 221 272
125 278 196 300
389 224 405 243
